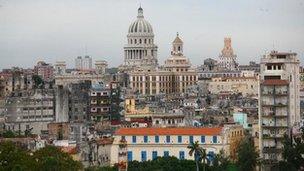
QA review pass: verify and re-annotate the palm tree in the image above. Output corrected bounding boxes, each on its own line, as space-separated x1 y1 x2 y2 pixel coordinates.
187 141 206 171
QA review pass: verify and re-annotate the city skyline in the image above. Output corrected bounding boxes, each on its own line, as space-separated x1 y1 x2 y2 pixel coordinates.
0 0 304 69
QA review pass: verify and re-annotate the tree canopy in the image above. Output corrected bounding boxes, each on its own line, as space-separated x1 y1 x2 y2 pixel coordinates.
0 141 83 171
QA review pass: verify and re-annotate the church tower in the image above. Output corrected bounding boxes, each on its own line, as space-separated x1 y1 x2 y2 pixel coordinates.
171 32 183 56
218 37 238 70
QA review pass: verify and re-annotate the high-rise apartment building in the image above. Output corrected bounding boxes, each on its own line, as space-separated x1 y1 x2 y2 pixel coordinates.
75 56 92 70
259 51 300 166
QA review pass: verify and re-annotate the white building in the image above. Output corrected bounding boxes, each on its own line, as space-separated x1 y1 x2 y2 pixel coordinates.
259 51 300 165
75 56 93 71
110 127 231 164
95 60 108 75
122 7 158 70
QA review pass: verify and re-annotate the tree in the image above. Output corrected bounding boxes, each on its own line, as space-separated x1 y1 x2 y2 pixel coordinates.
33 145 83 171
236 138 259 171
0 141 36 171
127 156 200 171
280 127 304 170
32 75 44 89
187 141 204 171
1 130 16 138
211 150 231 171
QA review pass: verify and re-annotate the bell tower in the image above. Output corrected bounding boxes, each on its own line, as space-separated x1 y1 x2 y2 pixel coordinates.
171 32 183 56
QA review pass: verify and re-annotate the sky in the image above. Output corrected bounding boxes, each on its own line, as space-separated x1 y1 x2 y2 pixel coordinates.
0 0 304 69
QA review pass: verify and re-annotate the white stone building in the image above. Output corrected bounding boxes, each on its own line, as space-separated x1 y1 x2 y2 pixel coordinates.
111 127 226 164
75 56 93 71
259 51 300 165
123 7 158 70
129 34 197 95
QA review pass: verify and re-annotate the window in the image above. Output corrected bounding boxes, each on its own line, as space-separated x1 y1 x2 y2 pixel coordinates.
189 136 194 143
127 151 133 161
152 151 158 160
141 151 147 161
155 136 159 143
164 151 169 157
179 151 185 160
212 136 217 143
166 136 170 143
132 136 136 143
201 136 205 143
144 136 148 143
267 65 272 70
207 151 215 162
178 136 182 143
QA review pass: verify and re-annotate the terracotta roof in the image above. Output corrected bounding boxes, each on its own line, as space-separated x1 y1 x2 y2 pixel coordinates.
60 146 77 155
96 138 114 145
262 79 289 86
115 127 223 136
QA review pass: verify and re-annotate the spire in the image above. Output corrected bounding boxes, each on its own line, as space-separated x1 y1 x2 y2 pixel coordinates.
221 37 234 57
137 6 144 18
173 32 183 44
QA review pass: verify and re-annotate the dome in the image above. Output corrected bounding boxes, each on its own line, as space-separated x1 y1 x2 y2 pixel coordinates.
128 7 153 34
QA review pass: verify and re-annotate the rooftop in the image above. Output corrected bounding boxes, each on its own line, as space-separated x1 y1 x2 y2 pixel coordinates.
115 127 223 135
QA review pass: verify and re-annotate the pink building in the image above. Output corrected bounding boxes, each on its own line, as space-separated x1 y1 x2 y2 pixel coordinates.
34 61 54 82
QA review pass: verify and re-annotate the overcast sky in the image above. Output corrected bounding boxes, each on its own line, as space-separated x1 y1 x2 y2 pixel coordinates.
0 0 303 69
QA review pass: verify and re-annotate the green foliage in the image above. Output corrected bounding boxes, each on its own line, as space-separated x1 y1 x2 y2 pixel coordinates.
0 142 83 171
127 156 207 171
1 130 16 138
32 75 44 89
212 150 231 171
280 127 304 170
85 166 118 171
0 141 36 171
236 138 259 171
187 141 205 171
33 145 83 171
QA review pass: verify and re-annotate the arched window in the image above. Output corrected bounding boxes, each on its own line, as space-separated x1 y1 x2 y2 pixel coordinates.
178 46 181 51
135 39 137 44
130 39 133 44
139 39 142 44
144 39 146 44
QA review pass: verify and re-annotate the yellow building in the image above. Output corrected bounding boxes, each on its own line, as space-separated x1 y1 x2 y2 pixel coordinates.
208 76 259 96
124 97 152 121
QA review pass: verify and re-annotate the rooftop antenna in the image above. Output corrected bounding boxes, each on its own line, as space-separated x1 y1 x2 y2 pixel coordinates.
85 44 88 56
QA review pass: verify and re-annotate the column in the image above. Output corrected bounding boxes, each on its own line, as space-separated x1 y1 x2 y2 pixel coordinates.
142 76 146 95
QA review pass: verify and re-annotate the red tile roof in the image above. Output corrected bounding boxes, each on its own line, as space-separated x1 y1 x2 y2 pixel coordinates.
60 146 77 155
262 79 289 86
96 138 114 145
115 127 223 136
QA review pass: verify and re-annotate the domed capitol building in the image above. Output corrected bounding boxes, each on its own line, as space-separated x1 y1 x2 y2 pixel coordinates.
122 7 158 70
124 7 198 95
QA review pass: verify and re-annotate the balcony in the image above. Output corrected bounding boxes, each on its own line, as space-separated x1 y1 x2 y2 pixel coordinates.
263 147 282 153
262 123 288 128
262 134 285 139
274 91 288 96
262 102 287 107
